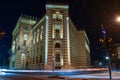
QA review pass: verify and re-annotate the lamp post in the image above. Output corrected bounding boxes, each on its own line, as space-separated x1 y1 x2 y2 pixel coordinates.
100 17 120 79
101 24 112 80
52 56 55 72
105 56 112 79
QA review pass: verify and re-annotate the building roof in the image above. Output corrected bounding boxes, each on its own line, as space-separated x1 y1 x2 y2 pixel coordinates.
12 14 37 35
46 2 69 9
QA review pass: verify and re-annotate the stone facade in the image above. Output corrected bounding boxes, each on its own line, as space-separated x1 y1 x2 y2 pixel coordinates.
9 3 91 70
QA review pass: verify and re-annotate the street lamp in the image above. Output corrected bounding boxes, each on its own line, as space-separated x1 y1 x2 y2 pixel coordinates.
100 17 120 80
105 56 112 79
52 56 55 72
101 24 112 80
105 56 109 60
105 55 112 80
116 16 120 22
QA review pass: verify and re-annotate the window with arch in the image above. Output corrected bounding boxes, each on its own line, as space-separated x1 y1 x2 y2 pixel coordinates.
55 24 60 37
23 34 28 46
53 12 63 23
32 33 34 44
21 53 26 59
55 43 61 48
40 26 43 40
53 12 63 20
37 29 39 42
55 29 60 35
24 26 29 31
23 34 28 41
55 53 60 62
12 40 15 52
33 32 36 44
52 24 63 39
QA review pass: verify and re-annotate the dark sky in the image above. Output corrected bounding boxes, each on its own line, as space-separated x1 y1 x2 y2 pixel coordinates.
1 0 120 67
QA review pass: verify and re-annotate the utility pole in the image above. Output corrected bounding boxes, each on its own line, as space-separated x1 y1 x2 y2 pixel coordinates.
101 24 112 80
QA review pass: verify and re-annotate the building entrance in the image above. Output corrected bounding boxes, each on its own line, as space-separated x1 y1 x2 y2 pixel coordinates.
55 53 61 69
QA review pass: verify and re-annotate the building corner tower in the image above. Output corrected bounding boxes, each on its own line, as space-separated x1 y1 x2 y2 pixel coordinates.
44 3 73 69
9 16 37 69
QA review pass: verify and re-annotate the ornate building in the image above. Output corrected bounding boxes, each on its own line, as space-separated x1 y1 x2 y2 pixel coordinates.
9 3 91 70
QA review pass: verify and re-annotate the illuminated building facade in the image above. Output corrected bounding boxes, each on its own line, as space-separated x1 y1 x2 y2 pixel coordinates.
9 3 91 70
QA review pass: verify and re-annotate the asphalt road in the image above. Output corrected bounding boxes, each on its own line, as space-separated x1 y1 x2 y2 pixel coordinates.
0 68 108 80
1 70 120 80
0 73 66 80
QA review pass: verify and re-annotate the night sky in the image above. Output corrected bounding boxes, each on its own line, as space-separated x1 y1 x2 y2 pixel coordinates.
0 0 120 67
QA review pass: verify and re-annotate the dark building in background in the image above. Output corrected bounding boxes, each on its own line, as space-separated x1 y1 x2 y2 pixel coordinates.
110 43 120 69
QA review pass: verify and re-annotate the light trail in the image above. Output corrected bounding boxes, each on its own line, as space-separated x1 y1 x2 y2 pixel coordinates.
1 68 120 79
2 68 107 72
67 71 120 79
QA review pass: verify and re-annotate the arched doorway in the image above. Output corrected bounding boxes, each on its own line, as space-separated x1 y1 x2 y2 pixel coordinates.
55 53 61 69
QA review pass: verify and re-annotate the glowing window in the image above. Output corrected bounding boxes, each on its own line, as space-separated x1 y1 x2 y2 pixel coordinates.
40 26 43 40
23 34 28 41
21 53 26 59
12 41 15 52
53 13 63 20
37 29 39 42
52 24 62 38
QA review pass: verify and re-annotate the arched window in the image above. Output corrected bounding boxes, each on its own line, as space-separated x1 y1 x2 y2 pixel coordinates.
32 33 34 44
53 12 63 20
12 40 15 52
21 53 26 59
23 34 28 46
55 53 60 62
52 24 61 38
24 26 29 31
55 43 61 48
37 29 39 42
23 34 28 41
40 26 43 40
53 12 63 23
33 32 36 44
52 12 63 39
55 29 60 36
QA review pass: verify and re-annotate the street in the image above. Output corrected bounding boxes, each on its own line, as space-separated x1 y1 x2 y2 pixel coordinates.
1 68 120 80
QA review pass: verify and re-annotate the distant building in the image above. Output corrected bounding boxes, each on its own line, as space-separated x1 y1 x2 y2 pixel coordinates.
111 44 120 60
110 43 120 68
9 3 91 70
